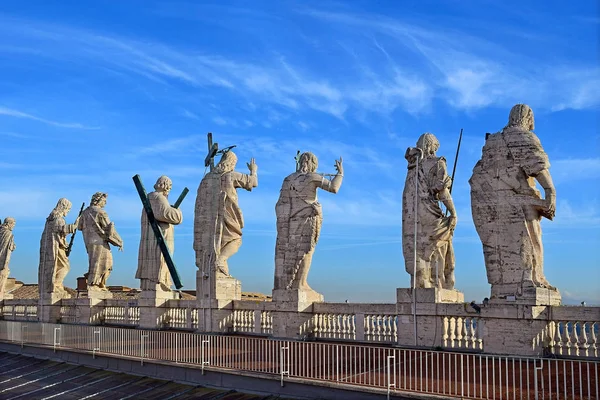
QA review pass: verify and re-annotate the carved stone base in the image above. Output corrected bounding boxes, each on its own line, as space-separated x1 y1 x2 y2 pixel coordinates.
396 287 465 304
490 283 561 306
139 287 180 300
2 293 13 300
272 288 324 311
74 297 105 324
85 288 113 300
197 271 241 301
38 292 70 323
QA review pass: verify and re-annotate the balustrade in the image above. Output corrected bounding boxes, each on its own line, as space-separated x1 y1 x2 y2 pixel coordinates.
364 314 397 342
442 316 483 350
547 320 598 358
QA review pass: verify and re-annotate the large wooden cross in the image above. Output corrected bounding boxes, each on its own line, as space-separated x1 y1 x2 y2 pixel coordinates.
132 174 188 289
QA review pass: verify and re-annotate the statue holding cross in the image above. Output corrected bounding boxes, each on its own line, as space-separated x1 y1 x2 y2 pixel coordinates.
135 175 185 294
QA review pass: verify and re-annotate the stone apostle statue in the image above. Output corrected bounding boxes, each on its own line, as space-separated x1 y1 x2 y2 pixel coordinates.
78 192 123 293
402 133 457 289
273 152 343 300
469 104 558 302
39 198 80 298
136 176 183 293
194 151 258 279
0 217 16 299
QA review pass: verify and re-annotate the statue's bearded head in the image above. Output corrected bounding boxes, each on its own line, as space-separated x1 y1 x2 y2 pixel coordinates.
3 217 15 230
90 192 108 208
55 198 72 217
416 133 440 156
507 104 534 131
216 151 237 174
299 152 318 173
154 176 173 196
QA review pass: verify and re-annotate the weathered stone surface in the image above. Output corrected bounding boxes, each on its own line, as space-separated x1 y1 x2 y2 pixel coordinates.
38 198 79 299
469 104 560 305
194 151 257 303
0 217 16 300
396 287 464 304
272 152 343 305
402 133 457 289
136 176 182 295
78 192 123 295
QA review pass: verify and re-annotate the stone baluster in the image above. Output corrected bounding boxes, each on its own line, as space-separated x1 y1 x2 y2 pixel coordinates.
580 322 590 357
449 317 456 348
457 317 465 348
563 322 572 356
442 317 449 347
571 322 580 357
547 321 556 354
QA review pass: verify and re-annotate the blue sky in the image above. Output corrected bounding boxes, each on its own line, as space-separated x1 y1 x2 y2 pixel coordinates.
0 1 598 305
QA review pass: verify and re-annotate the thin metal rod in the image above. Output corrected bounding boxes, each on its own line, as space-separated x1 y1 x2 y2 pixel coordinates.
412 148 423 347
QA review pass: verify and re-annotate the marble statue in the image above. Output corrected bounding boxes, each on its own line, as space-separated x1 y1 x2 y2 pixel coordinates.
402 133 458 289
273 152 343 300
78 192 123 293
39 198 80 298
0 217 16 299
136 176 182 293
194 151 258 279
469 104 559 302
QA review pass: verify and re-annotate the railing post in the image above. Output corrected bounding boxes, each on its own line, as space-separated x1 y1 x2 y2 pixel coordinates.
355 313 365 341
201 338 210 375
280 342 290 387
387 351 396 399
254 310 262 334
140 333 148 365
186 306 193 330
21 325 27 348
53 326 61 352
124 303 130 325
93 329 100 358
534 359 543 400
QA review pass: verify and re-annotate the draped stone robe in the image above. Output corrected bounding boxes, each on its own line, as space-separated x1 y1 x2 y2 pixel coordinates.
79 205 122 288
136 191 182 291
38 212 77 295
274 171 341 291
469 127 551 294
194 170 257 276
0 225 16 298
402 152 456 289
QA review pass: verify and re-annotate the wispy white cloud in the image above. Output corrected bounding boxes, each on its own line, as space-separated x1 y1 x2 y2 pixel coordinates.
0 106 99 130
551 158 600 184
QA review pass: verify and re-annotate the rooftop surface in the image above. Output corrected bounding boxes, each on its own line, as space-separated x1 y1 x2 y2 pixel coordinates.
0 352 289 399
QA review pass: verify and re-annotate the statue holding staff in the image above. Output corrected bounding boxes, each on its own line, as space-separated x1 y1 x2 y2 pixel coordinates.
39 198 80 298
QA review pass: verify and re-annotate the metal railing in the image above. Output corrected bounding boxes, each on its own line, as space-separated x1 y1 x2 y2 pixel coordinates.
0 321 597 399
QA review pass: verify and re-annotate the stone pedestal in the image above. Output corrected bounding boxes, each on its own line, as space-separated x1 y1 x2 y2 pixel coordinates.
396 287 464 304
138 289 179 329
39 292 70 323
196 271 241 302
480 304 551 356
396 287 465 348
73 297 105 324
271 288 324 339
2 293 13 300
272 288 324 311
490 283 561 306
195 271 241 333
